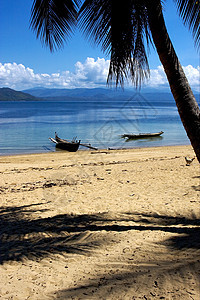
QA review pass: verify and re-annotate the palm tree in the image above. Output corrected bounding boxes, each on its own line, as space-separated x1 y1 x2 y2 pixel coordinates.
30 0 200 162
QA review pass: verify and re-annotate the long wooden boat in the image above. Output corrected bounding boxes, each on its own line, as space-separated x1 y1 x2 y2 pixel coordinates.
49 133 80 152
121 131 164 139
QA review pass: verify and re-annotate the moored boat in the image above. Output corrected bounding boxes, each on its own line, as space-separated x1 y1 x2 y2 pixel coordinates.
121 131 164 139
50 132 98 151
49 133 80 152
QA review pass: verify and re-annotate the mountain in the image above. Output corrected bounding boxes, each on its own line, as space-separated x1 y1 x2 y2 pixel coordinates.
23 87 170 99
22 87 126 98
23 87 199 105
0 87 41 101
23 87 176 104
4 87 198 104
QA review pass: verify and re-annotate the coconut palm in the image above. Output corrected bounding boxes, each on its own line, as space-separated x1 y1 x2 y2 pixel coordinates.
30 0 200 161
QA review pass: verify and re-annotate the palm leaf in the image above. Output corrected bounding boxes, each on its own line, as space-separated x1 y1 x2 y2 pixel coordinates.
30 0 80 51
175 0 200 49
79 0 152 87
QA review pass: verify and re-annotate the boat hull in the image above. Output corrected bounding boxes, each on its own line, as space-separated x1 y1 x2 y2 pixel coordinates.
122 131 164 139
49 134 80 152
55 142 80 152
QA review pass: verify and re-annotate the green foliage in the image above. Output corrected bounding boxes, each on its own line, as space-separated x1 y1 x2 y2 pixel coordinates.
30 0 199 86
175 0 200 49
0 88 40 101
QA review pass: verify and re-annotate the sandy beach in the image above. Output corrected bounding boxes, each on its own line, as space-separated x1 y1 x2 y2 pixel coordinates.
0 145 199 300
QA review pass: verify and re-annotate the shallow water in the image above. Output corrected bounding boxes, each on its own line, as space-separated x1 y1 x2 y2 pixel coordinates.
0 96 189 155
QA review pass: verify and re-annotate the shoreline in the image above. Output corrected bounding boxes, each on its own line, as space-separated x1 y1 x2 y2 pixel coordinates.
1 144 199 299
0 141 191 158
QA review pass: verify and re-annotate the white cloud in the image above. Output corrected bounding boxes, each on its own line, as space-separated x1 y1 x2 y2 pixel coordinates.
75 57 110 84
144 65 199 92
146 65 167 87
0 58 110 90
0 59 199 92
183 65 200 88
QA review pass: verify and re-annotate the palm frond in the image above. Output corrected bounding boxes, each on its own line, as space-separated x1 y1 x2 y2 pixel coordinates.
174 0 200 49
79 0 152 87
78 0 111 50
30 0 80 51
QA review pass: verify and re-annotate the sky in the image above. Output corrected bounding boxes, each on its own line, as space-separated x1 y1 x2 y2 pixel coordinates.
0 0 199 92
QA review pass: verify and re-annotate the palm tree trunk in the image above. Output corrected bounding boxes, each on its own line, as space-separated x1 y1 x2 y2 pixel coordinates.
146 0 200 162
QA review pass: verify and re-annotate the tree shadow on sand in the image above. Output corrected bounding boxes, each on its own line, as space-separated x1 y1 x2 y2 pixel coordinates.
49 211 200 299
125 211 200 249
1 204 200 298
0 203 110 264
1 204 200 263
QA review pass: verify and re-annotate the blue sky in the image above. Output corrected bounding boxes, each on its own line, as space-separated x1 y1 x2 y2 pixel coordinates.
0 0 199 91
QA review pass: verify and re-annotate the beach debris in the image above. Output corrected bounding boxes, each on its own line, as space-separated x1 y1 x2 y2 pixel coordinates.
185 156 195 166
97 177 104 180
43 182 57 188
0 178 78 194
91 151 109 154
154 280 158 287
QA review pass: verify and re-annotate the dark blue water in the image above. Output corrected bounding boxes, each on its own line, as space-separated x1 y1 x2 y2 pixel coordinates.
0 96 190 155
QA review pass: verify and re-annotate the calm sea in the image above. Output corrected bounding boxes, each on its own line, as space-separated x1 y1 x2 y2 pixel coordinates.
0 95 190 155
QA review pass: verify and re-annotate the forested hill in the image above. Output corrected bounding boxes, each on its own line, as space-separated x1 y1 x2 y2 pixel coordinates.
23 87 175 103
1 87 198 104
0 87 40 101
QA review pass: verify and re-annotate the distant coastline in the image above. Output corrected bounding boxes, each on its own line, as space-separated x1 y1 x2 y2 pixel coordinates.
0 87 199 104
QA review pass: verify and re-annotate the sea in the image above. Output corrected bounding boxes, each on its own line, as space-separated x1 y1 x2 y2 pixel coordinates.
0 94 191 155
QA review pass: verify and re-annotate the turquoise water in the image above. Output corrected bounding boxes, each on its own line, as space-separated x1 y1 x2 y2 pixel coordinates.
0 96 189 155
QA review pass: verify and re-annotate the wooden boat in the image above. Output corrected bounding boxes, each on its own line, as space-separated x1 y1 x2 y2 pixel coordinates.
121 131 164 139
49 133 80 152
49 132 98 151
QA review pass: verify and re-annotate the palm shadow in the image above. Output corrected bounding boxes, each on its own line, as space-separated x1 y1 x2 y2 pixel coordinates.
49 211 200 299
123 211 200 249
0 203 113 264
1 204 200 265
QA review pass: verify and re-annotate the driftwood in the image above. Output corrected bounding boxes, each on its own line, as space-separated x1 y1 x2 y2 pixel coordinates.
79 143 98 150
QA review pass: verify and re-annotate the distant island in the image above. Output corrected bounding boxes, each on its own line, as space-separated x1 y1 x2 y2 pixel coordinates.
0 87 40 101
